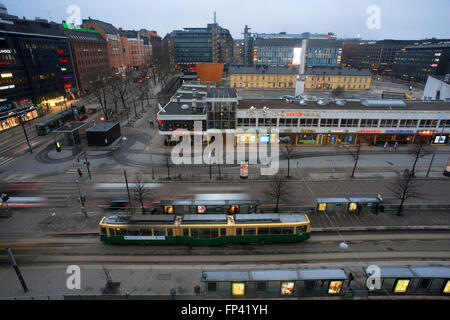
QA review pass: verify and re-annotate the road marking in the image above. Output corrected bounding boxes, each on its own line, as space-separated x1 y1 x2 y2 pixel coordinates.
0 156 13 168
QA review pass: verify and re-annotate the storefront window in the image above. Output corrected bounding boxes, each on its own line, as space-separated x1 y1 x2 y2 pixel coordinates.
281 282 295 295
394 279 410 293
297 134 317 145
328 281 343 294
232 283 245 296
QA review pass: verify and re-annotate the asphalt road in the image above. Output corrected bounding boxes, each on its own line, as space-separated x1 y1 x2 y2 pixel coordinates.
1 230 449 266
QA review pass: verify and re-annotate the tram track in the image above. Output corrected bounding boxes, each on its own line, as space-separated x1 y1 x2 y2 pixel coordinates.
1 231 450 265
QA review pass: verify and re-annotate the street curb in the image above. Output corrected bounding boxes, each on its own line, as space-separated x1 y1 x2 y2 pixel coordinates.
47 225 450 237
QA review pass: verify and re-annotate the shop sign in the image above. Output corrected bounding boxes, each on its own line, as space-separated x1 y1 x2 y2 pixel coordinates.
0 103 15 112
328 281 343 294
0 49 12 54
394 279 410 293
385 130 415 134
232 283 245 296
124 236 166 241
358 130 382 134
418 130 436 136
301 129 316 133
434 136 447 144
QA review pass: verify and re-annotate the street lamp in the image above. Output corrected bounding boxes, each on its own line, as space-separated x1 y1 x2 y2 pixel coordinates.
19 114 32 154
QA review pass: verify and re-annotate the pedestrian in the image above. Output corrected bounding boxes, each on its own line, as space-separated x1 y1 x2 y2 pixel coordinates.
348 273 355 288
356 204 362 215
194 284 201 295
394 142 398 150
77 168 83 178
384 142 388 149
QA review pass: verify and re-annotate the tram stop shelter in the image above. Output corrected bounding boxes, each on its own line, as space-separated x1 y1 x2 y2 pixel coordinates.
202 268 348 299
53 121 88 149
364 266 418 295
316 195 383 214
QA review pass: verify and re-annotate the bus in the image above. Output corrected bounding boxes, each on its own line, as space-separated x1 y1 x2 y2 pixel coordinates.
99 213 311 246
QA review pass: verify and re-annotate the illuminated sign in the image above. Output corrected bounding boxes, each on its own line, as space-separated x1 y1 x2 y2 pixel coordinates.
434 136 447 144
443 280 450 294
292 47 302 65
394 279 410 293
240 162 249 179
281 282 295 295
61 68 67 71
328 281 343 294
260 135 270 144
1 73 13 78
59 59 68 62
0 85 15 90
124 236 166 240
0 49 12 54
385 130 415 134
0 61 10 65
318 203 327 211
358 130 382 134
62 22 101 34
418 130 435 136
65 84 72 89
57 50 64 54
232 283 245 296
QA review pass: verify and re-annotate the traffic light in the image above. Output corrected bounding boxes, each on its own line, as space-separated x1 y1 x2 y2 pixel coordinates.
100 117 105 122
56 142 62 153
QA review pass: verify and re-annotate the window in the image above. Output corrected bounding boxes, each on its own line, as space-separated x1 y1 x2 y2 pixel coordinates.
296 226 307 234
282 228 294 235
199 229 211 239
141 229 152 236
236 228 242 236
128 229 140 236
167 229 173 237
399 120 418 128
256 282 267 292
340 119 359 127
190 229 199 238
220 228 227 236
360 119 379 128
270 228 281 235
419 120 438 128
208 282 217 292
380 119 399 128
258 228 270 235
418 278 431 289
244 228 256 236
153 229 165 236
320 119 339 127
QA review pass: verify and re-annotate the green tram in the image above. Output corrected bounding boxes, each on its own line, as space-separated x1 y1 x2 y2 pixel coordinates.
99 214 311 246
36 105 87 136
152 200 261 215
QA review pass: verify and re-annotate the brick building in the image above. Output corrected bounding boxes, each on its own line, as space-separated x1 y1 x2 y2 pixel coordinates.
63 26 109 92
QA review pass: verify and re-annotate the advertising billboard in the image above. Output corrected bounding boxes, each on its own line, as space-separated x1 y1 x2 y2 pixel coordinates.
292 47 302 65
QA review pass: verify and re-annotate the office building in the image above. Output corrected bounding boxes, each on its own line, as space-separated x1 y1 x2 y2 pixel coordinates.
229 65 298 89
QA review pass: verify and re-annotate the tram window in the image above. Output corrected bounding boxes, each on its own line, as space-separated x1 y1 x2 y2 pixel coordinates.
256 282 267 292
154 229 165 236
296 226 307 234
116 228 127 236
236 228 242 236
220 228 227 236
128 229 140 236
141 229 152 236
199 229 211 239
258 228 270 235
305 280 316 291
183 229 189 237
197 206 206 214
211 229 219 239
191 229 199 239
270 228 281 235
108 228 114 236
164 206 174 214
282 228 294 235
101 228 107 235
167 229 173 237
244 228 256 236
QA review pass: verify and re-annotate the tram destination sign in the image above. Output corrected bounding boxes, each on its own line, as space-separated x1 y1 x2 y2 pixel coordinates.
124 236 166 241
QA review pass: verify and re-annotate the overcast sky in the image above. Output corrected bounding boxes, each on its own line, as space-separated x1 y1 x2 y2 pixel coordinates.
3 0 450 40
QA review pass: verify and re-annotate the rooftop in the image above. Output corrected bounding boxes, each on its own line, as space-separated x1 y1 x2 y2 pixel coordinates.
305 66 371 76
238 98 450 112
229 65 299 75
63 28 106 43
82 18 120 35
87 122 119 132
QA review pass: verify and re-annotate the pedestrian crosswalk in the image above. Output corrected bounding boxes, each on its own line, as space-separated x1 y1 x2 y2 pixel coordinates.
0 156 13 168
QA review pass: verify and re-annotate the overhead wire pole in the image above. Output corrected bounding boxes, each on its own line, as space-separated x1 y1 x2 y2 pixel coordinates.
19 115 32 154
76 180 87 218
124 170 134 215
5 247 28 293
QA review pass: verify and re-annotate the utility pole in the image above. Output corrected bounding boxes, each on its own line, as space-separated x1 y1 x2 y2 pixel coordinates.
124 170 134 215
6 247 28 293
77 151 92 180
19 115 32 154
76 180 87 218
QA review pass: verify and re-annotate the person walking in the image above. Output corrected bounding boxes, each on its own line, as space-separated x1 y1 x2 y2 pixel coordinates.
384 142 388 149
194 284 201 295
348 272 355 288
394 142 398 150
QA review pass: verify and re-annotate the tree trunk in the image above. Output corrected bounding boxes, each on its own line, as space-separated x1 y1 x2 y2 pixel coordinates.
412 155 420 177
287 158 291 178
397 197 405 216
275 196 280 213
352 158 358 178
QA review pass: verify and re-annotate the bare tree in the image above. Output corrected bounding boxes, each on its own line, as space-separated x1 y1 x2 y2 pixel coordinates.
282 144 296 179
109 73 131 121
349 145 362 179
132 174 153 215
264 174 291 213
388 173 420 216
91 76 110 120
410 138 431 177
165 145 171 180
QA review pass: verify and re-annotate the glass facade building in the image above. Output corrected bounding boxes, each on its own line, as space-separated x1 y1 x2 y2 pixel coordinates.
306 39 343 67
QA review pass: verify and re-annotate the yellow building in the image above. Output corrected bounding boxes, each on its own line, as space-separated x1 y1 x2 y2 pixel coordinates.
305 66 372 90
229 66 297 89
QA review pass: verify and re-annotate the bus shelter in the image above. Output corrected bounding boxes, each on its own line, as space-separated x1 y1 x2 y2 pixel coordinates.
316 196 383 214
53 121 88 149
364 266 417 295
202 268 348 299
409 267 450 296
